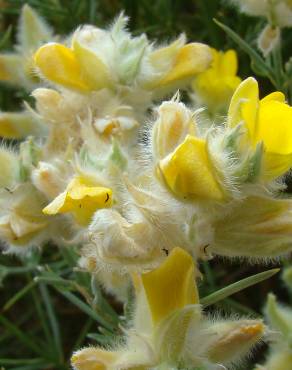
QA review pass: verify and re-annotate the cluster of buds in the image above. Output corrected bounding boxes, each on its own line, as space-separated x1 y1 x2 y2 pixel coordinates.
1 5 292 369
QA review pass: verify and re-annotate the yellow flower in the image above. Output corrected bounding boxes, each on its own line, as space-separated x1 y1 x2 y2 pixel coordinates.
152 101 224 201
72 247 264 370
192 48 241 113
0 184 49 248
159 135 224 200
33 16 211 95
151 42 212 89
43 176 112 226
228 77 292 179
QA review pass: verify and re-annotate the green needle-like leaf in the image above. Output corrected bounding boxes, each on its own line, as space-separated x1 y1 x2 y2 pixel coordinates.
201 268 280 307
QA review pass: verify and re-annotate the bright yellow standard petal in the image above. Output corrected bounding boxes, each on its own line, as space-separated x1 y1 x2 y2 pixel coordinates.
228 77 259 135
34 43 90 91
43 177 112 225
257 100 292 155
159 43 212 86
159 135 224 201
260 91 285 103
141 247 199 325
263 152 292 180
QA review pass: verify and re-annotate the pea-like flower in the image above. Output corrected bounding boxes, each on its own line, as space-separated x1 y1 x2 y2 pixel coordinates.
33 14 211 97
228 77 292 180
72 247 265 370
152 100 226 201
192 48 241 114
43 176 113 226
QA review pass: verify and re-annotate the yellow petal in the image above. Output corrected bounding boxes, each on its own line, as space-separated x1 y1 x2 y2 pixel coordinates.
43 177 112 225
141 247 199 324
262 152 292 180
72 347 118 370
159 43 212 86
192 49 241 113
257 100 292 155
34 43 90 91
228 77 259 136
159 135 224 201
72 34 112 90
149 34 186 69
260 91 285 103
220 49 238 76
0 112 45 139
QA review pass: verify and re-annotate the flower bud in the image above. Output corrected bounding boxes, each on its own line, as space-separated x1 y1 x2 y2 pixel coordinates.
88 209 163 268
258 25 280 56
152 100 196 161
208 319 265 364
0 147 19 188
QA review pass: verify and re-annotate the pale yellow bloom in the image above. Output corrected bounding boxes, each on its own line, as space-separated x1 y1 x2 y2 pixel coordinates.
192 48 241 113
0 184 49 248
43 176 112 226
72 248 264 370
228 77 292 179
212 195 292 258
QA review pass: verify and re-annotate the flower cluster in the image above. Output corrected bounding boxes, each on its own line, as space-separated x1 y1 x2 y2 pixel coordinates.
1 5 292 370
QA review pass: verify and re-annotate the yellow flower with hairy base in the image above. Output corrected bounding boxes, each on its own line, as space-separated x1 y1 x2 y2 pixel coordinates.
192 48 241 113
152 100 224 201
33 15 211 95
43 176 112 226
228 77 292 179
72 247 264 370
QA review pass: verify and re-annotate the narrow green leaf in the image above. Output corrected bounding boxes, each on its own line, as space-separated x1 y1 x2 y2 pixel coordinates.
0 315 44 356
39 283 63 362
52 287 116 332
0 358 45 365
3 280 36 311
201 268 280 307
